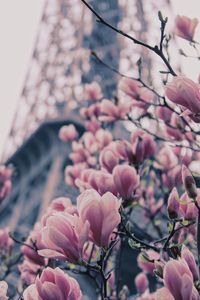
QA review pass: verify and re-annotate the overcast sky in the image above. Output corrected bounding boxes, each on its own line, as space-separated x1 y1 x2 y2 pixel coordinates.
0 0 199 161
0 0 44 161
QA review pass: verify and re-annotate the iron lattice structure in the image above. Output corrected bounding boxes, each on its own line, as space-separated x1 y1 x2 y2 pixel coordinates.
3 0 176 161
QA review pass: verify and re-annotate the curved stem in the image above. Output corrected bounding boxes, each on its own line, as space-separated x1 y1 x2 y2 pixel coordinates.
80 0 177 76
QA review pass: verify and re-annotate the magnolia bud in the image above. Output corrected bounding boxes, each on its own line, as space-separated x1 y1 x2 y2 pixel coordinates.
182 165 197 199
167 187 179 219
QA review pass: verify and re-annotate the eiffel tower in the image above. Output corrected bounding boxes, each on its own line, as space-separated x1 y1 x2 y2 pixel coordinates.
0 0 175 297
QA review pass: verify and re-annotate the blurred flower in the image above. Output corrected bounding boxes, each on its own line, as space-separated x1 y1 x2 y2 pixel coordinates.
87 169 117 195
135 273 149 294
48 197 72 212
119 78 154 109
84 81 102 100
99 146 119 173
0 227 13 254
0 281 8 300
19 258 41 285
99 99 131 122
95 129 113 149
77 189 121 247
131 129 156 164
175 15 198 41
65 163 88 187
156 106 172 122
182 165 197 199
59 124 78 142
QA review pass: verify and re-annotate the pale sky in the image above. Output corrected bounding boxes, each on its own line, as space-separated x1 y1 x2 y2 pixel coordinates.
0 0 199 161
0 0 44 160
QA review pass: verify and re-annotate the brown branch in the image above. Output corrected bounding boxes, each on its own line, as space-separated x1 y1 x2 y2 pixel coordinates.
80 0 177 76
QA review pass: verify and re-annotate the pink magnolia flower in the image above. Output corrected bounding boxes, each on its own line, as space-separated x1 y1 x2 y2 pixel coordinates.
163 259 198 300
38 213 89 263
146 196 164 217
113 165 139 199
181 246 199 281
65 163 87 187
80 103 101 119
135 273 149 294
95 129 113 149
137 250 160 274
119 78 142 99
41 198 78 226
99 146 119 173
165 113 185 141
165 76 200 116
156 147 178 171
173 147 192 166
156 106 172 122
131 129 156 164
23 267 82 300
162 165 182 190
175 15 198 41
75 168 94 192
49 197 72 212
0 227 13 253
84 81 102 100
59 124 78 142
87 170 117 195
0 281 8 300
99 99 131 122
77 189 121 247
85 119 101 133
119 78 154 109
81 132 99 154
114 140 133 162
19 258 42 285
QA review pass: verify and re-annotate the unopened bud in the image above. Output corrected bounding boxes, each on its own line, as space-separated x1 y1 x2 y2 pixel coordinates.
182 165 197 199
167 187 179 219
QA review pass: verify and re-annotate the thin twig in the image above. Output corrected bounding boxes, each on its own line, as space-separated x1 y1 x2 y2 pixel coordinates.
80 0 177 76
